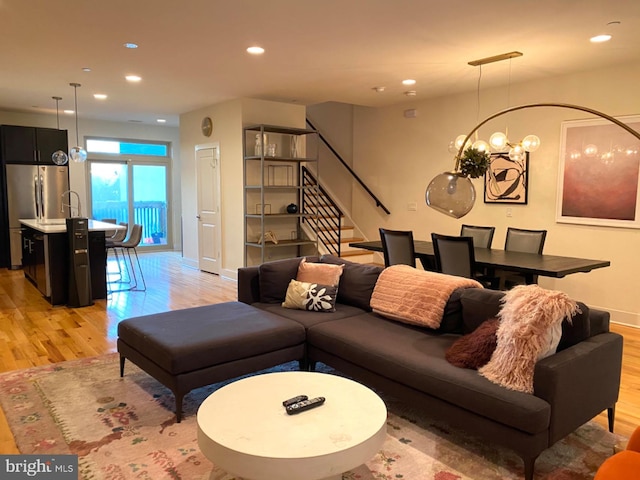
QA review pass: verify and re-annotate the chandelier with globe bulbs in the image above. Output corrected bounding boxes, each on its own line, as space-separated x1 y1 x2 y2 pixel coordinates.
448 51 541 163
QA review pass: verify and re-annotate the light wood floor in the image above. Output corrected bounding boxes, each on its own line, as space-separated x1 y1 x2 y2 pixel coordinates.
0 251 637 455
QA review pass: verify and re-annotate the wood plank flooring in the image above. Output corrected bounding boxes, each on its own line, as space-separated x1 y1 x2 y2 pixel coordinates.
0 251 637 455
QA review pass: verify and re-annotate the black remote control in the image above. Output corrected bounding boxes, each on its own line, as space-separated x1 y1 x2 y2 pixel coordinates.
285 396 326 415
282 395 308 407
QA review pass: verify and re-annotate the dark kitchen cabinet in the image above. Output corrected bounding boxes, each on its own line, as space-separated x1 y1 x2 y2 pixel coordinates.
1 125 68 165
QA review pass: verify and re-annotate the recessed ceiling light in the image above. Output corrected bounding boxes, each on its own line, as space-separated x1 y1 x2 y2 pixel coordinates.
82 67 91 72
372 86 386 92
125 75 142 82
590 34 612 43
124 42 139 49
247 46 265 55
157 118 166 123
63 109 74 115
402 79 416 85
404 90 417 96
94 93 108 100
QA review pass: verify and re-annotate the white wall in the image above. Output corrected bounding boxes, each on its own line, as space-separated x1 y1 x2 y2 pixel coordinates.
335 63 640 326
179 98 305 279
0 110 181 248
307 102 355 213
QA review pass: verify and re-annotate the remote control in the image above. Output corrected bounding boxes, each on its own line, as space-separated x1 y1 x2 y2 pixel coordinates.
285 396 326 415
282 395 308 407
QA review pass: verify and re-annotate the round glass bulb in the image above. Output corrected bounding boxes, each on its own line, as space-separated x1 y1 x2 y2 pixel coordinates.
522 134 541 152
448 140 458 154
454 135 467 150
508 144 525 161
51 150 68 165
70 146 87 163
472 140 491 153
584 144 598 157
489 132 508 151
425 171 476 219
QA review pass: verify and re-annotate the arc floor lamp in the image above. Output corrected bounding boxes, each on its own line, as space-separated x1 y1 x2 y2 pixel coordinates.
426 102 640 219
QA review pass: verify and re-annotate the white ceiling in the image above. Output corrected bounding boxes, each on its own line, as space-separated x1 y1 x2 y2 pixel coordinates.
1 0 639 127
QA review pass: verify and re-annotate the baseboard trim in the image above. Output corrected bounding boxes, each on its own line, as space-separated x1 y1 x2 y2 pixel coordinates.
181 257 198 269
605 307 640 328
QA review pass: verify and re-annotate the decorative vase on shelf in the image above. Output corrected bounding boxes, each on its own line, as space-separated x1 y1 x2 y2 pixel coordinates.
286 203 298 214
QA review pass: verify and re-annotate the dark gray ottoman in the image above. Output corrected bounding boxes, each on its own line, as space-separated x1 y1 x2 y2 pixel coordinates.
117 301 306 421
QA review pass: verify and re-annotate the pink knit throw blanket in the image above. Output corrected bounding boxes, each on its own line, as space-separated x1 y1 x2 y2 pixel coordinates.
370 265 483 329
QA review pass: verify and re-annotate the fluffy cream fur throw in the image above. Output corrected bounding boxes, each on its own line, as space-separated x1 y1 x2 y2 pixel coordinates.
479 284 579 393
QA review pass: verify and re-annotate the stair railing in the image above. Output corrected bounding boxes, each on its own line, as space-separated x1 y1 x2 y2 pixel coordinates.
302 167 342 256
306 118 390 215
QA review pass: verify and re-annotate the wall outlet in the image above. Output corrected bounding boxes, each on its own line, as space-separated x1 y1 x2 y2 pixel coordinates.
506 207 513 217
408 202 417 211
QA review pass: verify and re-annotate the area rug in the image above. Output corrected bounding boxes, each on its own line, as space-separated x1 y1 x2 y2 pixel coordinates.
0 354 622 480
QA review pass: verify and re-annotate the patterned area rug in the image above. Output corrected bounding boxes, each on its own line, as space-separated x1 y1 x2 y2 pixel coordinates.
0 354 622 480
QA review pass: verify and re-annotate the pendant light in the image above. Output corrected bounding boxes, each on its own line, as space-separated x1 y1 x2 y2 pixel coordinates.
69 83 87 163
51 96 69 165
426 102 640 218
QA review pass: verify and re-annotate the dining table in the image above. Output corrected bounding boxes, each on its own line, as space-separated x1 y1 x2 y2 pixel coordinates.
348 240 611 282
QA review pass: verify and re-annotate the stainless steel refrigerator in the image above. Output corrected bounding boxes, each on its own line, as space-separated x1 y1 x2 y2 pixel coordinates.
6 164 70 268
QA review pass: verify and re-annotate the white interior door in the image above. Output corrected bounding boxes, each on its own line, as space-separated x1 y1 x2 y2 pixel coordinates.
196 145 221 274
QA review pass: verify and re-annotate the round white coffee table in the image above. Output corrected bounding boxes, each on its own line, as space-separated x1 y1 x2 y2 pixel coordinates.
197 371 387 480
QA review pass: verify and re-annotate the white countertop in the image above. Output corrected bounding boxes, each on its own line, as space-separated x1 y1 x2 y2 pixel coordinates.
19 219 126 234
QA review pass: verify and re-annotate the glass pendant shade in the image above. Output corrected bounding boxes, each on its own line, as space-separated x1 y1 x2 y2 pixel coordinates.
425 171 476 219
51 150 68 165
69 82 87 163
508 144 525 161
70 146 87 163
489 131 508 151
521 134 541 152
454 135 466 150
472 140 491 153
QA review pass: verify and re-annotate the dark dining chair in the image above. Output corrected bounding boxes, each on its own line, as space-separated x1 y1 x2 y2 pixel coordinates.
501 227 548 287
432 233 499 288
505 227 547 254
432 233 475 278
460 224 495 249
379 228 416 267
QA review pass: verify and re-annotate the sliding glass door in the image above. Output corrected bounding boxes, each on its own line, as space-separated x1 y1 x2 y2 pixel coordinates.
87 138 171 249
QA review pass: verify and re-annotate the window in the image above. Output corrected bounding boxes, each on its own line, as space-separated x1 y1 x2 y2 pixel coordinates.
88 137 171 249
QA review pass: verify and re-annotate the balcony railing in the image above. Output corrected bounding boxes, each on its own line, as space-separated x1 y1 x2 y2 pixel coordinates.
93 201 167 245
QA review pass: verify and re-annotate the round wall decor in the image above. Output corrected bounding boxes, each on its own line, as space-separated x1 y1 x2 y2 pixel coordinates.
201 116 213 137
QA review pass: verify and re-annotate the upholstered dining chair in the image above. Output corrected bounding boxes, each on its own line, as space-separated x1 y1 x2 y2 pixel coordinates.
505 227 547 254
460 224 495 249
432 233 499 288
431 233 476 278
501 227 548 287
379 228 416 268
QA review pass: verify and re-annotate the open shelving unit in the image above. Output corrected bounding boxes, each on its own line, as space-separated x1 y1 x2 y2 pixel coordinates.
243 124 319 266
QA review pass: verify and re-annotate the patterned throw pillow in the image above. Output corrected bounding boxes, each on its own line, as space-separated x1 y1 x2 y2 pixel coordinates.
282 280 338 312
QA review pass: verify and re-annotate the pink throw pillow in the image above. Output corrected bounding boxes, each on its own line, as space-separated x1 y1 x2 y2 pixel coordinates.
296 257 344 287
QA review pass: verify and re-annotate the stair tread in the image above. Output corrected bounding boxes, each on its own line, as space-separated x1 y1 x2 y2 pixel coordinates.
339 250 374 258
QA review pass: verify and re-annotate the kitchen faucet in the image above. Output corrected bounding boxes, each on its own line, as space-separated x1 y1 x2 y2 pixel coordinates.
61 190 82 218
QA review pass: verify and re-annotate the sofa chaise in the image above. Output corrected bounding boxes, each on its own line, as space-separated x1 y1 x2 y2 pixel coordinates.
237 255 623 480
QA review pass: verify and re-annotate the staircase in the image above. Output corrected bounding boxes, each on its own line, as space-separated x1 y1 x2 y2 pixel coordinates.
301 167 375 264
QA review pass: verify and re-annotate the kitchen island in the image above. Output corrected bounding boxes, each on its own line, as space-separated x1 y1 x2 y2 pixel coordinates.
19 219 125 305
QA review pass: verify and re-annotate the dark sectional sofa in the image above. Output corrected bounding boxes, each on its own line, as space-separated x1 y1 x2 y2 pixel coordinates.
238 254 623 480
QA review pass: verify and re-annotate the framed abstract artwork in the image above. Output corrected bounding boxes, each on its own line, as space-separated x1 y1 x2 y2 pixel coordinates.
484 152 529 204
556 115 640 228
